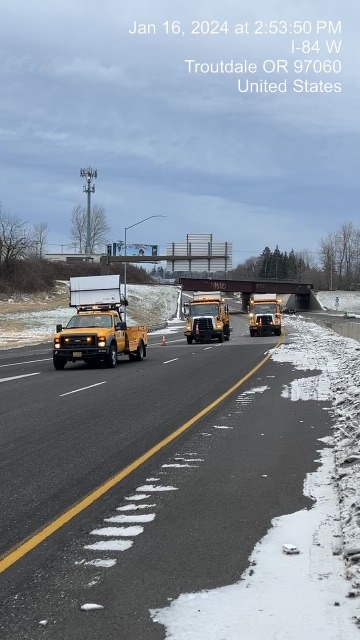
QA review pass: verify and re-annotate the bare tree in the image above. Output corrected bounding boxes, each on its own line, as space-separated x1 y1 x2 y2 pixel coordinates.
70 204 110 253
0 205 32 265
335 222 355 289
319 232 336 290
31 221 49 258
90 204 111 253
70 205 86 253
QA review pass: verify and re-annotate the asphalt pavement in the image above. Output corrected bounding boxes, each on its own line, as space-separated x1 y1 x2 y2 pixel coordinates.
0 312 331 639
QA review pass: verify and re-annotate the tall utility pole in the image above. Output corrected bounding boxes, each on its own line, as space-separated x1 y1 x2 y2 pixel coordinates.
80 167 97 256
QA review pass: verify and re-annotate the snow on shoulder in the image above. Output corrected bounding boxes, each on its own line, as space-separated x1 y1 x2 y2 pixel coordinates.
150 315 360 638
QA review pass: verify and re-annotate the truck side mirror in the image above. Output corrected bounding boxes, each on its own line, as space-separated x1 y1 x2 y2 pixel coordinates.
56 324 63 332
116 322 127 331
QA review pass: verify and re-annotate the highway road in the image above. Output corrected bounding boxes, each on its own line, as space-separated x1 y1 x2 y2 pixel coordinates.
0 310 331 638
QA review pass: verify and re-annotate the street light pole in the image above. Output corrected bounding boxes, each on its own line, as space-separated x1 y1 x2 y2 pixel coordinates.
123 215 166 323
80 167 97 257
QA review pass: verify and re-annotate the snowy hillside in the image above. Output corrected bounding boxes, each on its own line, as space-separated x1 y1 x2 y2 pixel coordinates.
315 290 360 312
0 284 180 349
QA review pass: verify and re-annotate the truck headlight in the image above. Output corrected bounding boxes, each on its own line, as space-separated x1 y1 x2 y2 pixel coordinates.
54 342 60 349
98 339 106 347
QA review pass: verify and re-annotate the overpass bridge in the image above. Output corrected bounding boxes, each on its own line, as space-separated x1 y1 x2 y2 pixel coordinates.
178 278 320 311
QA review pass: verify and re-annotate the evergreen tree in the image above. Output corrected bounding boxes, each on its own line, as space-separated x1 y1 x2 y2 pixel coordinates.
282 251 289 279
288 249 297 279
268 245 282 279
259 246 272 278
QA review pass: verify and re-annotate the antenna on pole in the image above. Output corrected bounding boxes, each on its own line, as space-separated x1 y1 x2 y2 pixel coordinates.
80 167 97 257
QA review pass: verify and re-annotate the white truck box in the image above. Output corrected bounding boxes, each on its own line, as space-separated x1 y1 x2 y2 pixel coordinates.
70 275 121 306
192 292 223 302
252 293 277 301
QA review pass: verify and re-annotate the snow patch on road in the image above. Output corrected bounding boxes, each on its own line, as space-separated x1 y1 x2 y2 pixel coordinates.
84 540 133 551
150 449 358 638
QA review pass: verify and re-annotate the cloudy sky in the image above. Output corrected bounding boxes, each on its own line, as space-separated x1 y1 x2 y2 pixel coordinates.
0 0 358 265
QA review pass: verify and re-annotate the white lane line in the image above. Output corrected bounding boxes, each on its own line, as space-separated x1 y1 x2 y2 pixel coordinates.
203 347 212 351
0 372 40 383
163 358 179 364
0 358 51 368
59 381 107 397
150 338 184 346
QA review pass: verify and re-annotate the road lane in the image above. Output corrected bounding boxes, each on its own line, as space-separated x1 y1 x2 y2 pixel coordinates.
0 315 276 558
0 338 331 640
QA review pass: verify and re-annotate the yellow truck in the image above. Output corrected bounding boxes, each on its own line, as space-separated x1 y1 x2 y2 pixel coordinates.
184 292 231 344
249 293 282 337
53 275 148 370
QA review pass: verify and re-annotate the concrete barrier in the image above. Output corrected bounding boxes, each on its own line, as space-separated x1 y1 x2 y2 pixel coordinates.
148 321 168 333
304 316 360 344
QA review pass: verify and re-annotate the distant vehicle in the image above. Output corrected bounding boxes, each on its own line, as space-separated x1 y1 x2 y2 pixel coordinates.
343 311 356 319
184 292 231 344
283 307 296 315
249 293 282 337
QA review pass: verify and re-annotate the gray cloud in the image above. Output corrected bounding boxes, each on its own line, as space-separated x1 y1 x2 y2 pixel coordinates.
0 0 359 258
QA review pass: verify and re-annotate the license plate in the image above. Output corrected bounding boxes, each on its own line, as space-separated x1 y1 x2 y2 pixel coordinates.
73 351 82 357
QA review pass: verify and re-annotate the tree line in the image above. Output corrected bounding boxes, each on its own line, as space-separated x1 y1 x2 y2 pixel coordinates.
232 222 360 290
1 198 360 291
0 202 111 265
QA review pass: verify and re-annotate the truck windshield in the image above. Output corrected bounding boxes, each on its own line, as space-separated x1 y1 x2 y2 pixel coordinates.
252 304 277 314
66 315 113 328
190 304 220 316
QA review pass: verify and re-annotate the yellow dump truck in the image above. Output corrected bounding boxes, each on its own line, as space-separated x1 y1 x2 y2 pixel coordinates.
184 292 231 344
53 275 147 369
249 293 282 337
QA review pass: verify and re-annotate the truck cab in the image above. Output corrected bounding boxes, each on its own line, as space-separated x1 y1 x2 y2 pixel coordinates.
53 276 148 370
184 292 231 344
249 294 282 337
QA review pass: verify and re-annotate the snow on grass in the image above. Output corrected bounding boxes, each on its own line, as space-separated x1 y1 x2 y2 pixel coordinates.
316 290 360 312
0 283 181 349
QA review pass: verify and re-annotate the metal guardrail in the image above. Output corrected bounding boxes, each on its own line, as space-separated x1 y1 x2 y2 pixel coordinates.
148 313 183 333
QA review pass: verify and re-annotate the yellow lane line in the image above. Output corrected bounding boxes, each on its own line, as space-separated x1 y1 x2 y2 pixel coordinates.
0 334 285 573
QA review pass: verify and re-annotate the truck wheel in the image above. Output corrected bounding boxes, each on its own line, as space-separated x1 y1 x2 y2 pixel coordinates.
107 344 117 368
53 357 66 370
129 340 145 362
186 336 193 345
250 330 255 337
224 328 230 341
218 332 224 343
